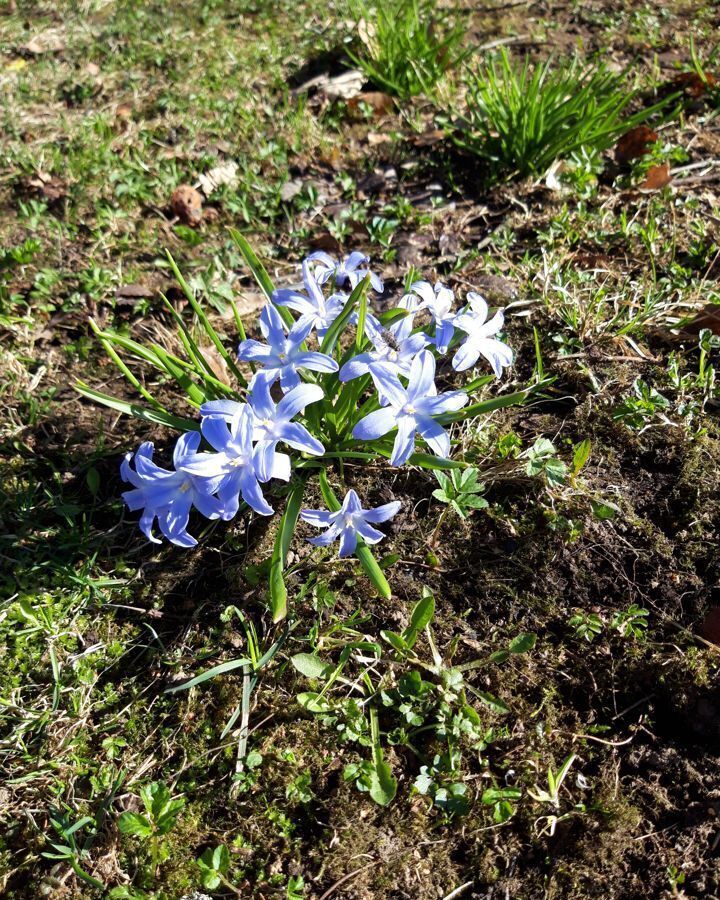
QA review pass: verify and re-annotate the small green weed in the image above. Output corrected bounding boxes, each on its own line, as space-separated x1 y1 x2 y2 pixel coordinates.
347 0 469 98
453 49 668 180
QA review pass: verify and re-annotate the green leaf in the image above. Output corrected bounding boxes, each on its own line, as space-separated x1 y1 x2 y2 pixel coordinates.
381 630 410 654
228 229 275 301
509 633 536 654
297 691 333 713
404 590 435 647
291 653 333 680
319 276 369 356
369 759 397 807
378 552 400 570
75 382 200 431
117 812 152 839
165 252 247 387
269 479 306 622
476 690 510 714
572 438 591 477
590 499 620 520
164 657 252 693
437 386 540 424
151 343 207 405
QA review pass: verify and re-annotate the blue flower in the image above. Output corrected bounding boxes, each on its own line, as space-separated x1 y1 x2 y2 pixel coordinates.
300 488 400 557
306 250 384 294
410 280 458 354
452 292 513 376
339 294 427 389
237 303 338 392
178 405 278 519
272 259 347 338
246 379 325 481
120 432 225 547
352 350 467 466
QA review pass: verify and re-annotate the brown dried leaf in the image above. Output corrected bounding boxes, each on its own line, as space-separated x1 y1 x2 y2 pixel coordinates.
170 185 203 225
615 125 658 165
701 607 720 644
681 303 720 336
347 91 395 117
28 173 68 202
411 129 445 148
669 71 717 99
638 163 672 191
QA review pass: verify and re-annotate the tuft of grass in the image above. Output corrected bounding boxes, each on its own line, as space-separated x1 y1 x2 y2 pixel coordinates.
451 49 667 180
346 0 470 99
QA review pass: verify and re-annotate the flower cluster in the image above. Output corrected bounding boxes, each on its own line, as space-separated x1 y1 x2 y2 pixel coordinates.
121 250 513 550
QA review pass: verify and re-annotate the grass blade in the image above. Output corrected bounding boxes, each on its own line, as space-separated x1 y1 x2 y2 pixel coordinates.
269 478 306 622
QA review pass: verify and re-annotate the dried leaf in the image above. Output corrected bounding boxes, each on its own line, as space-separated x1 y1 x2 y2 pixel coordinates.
279 179 304 203
115 283 155 301
198 161 239 196
411 129 445 148
28 173 68 202
24 33 65 54
638 163 672 191
701 607 720 644
681 303 720 336
170 185 203 225
669 70 717 99
347 91 395 117
615 125 658 165
293 68 365 100
197 345 230 384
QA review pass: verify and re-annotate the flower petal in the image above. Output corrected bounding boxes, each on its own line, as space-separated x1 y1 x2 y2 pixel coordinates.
339 353 373 382
200 399 245 421
200 415 232 453
338 525 358 558
352 406 397 441
362 500 401 524
369 367 407 408
293 351 339 374
407 350 436 402
415 415 450 458
276 382 324 421
239 469 273 516
237 339 275 364
276 421 324 456
353 518 386 545
259 302 287 349
247 377 275 420
418 390 468 416
389 415 417 466
300 508 336 528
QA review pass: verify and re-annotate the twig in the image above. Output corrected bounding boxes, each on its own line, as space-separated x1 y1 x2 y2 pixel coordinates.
443 881 475 900
570 732 635 748
476 33 531 52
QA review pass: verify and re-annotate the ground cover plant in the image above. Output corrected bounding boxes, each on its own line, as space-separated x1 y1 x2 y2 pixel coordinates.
2 1 720 898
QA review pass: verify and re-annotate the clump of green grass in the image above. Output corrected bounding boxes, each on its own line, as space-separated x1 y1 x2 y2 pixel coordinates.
452 49 664 180
346 0 469 99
